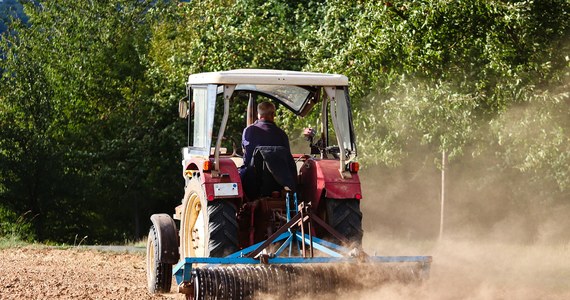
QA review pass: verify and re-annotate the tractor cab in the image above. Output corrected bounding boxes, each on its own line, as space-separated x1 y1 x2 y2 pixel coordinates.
179 69 358 180
175 69 363 251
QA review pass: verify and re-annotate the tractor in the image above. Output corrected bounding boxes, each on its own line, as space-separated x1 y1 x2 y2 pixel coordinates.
146 69 431 299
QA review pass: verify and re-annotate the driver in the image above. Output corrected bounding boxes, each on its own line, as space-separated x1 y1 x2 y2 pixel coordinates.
241 101 290 169
239 101 290 197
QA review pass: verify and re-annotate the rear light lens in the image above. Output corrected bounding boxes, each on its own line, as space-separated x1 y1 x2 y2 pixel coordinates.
347 162 359 173
355 193 363 200
203 160 213 171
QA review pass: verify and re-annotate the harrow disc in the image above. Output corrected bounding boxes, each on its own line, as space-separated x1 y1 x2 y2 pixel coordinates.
186 262 426 299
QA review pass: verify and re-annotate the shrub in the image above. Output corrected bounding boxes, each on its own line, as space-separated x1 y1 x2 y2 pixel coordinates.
0 206 36 242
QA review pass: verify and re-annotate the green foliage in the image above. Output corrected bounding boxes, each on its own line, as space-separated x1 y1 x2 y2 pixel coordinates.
0 0 26 34
0 0 183 243
0 235 29 249
358 79 480 165
155 0 569 194
147 0 309 138
148 0 305 78
303 1 570 187
0 0 568 243
490 81 570 191
0 206 35 242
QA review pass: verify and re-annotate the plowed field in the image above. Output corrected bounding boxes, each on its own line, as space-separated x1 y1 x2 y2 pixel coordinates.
0 247 181 300
1 240 569 299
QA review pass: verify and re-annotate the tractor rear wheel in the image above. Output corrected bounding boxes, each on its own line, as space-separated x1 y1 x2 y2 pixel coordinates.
325 199 363 246
146 225 172 293
181 178 239 258
208 200 239 257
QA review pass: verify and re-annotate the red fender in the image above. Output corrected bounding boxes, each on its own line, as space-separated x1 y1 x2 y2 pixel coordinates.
298 159 362 210
183 157 244 202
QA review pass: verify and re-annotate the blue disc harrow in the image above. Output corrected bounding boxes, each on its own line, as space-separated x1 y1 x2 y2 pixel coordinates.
174 197 432 299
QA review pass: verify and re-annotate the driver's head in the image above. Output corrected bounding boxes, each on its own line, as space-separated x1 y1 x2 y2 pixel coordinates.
257 101 276 121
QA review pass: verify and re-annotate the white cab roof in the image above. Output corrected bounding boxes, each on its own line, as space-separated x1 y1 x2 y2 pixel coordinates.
187 69 349 86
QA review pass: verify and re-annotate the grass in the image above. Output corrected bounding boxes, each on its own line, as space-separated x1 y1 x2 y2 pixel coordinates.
0 233 149 250
0 234 31 249
126 237 147 249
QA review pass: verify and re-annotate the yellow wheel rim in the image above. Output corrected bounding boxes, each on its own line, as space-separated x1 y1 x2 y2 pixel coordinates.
181 183 208 258
146 229 156 292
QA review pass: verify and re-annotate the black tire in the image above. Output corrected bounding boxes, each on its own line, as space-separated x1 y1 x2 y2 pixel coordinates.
325 199 363 246
146 225 172 293
208 200 239 257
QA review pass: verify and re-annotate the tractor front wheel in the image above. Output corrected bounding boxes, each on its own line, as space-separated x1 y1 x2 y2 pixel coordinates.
146 225 172 293
325 199 363 246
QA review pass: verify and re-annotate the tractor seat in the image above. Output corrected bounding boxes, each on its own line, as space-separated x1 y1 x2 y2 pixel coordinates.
252 146 297 197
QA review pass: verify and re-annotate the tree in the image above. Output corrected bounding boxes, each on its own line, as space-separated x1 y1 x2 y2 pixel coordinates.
298 1 569 184
0 0 183 243
1 0 568 243
147 0 309 137
0 0 26 35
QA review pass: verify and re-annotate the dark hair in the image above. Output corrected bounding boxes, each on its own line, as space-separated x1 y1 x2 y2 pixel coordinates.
257 101 276 117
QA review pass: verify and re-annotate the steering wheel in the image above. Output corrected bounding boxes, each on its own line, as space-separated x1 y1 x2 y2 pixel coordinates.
325 146 340 159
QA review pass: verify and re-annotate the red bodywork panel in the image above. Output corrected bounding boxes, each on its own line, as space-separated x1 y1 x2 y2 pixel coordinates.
298 159 362 210
184 157 244 202
184 156 362 249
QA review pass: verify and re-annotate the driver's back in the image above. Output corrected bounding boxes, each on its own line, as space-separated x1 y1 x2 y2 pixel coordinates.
250 146 297 198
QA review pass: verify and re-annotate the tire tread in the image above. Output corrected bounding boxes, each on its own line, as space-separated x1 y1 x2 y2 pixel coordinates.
326 199 363 246
208 200 239 257
147 225 172 293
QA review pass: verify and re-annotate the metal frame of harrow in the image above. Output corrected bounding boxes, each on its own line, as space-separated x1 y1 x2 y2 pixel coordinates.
173 193 432 286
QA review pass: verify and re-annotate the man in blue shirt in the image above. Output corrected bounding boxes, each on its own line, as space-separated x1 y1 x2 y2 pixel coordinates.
240 101 291 198
241 101 290 167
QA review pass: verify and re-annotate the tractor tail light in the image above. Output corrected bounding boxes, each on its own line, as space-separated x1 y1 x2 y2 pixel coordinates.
203 160 213 171
347 162 360 173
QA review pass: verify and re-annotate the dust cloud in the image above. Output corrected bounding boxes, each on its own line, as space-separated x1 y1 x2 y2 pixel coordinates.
353 151 570 299
351 237 570 300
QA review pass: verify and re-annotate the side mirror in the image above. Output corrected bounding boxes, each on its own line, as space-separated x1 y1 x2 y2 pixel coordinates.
178 97 189 119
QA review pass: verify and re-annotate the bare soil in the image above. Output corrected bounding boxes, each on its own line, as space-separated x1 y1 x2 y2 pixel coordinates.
0 247 182 300
1 240 568 300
